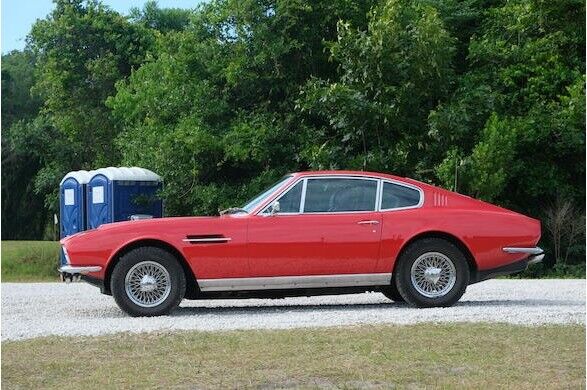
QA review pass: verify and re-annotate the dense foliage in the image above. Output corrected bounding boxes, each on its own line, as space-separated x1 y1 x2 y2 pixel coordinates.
2 0 584 269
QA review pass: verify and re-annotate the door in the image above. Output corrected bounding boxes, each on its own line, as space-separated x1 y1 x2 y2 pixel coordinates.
87 174 111 229
247 176 382 278
181 217 250 281
60 179 84 237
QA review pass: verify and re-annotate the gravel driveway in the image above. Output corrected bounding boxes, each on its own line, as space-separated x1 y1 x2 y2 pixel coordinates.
2 279 584 341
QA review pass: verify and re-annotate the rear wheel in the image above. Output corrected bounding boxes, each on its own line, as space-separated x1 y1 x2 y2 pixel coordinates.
111 247 186 317
396 238 469 308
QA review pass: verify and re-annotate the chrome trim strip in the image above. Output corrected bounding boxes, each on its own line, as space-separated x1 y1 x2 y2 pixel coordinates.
503 247 543 255
375 179 382 212
299 178 308 213
183 238 232 243
59 265 102 274
198 273 392 292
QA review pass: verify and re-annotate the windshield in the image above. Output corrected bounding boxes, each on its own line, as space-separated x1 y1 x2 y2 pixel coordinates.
241 175 292 213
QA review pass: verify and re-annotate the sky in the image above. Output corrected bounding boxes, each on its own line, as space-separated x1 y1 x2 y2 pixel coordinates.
1 0 201 53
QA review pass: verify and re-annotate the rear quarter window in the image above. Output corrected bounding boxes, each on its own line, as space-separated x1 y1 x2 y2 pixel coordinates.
381 182 421 210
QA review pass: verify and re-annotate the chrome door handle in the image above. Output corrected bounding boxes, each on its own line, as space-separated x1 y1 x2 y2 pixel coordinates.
357 220 379 225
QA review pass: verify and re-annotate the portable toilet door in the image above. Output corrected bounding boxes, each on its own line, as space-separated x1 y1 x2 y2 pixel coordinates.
59 170 91 238
87 167 163 229
112 167 163 222
86 171 112 229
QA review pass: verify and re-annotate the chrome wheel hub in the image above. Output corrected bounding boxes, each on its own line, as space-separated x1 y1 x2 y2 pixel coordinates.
139 275 157 292
410 252 456 298
125 261 171 308
423 267 442 284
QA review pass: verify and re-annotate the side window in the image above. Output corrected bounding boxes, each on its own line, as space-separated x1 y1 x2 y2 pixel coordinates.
303 178 377 213
277 181 303 213
381 182 420 209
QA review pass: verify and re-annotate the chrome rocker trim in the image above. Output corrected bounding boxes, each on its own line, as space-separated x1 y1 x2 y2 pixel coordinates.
198 273 392 292
502 246 544 265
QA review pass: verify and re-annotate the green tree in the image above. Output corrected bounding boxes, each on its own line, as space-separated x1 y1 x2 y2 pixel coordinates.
1 50 47 239
431 0 585 211
430 0 585 265
297 0 455 176
108 0 375 215
26 0 155 213
129 0 192 33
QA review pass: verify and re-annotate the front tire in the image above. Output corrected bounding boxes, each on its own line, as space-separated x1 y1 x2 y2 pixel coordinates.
111 247 186 317
381 277 405 302
396 238 469 308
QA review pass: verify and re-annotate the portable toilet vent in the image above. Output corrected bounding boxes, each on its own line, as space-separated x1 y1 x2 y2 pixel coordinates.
86 167 163 229
59 170 91 238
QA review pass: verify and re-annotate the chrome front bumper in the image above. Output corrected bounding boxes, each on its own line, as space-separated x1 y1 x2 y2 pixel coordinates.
59 265 102 283
503 247 544 265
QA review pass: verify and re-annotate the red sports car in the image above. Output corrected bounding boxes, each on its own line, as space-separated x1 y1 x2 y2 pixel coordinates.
60 171 544 316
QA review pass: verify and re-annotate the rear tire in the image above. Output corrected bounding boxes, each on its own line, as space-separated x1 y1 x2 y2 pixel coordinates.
396 238 469 308
111 247 186 317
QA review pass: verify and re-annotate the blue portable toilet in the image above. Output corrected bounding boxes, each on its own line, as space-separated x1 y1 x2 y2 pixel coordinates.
86 167 163 229
59 170 92 238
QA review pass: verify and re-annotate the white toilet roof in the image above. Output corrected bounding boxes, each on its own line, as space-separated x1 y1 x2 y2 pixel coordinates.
91 167 161 182
61 167 161 185
59 170 92 185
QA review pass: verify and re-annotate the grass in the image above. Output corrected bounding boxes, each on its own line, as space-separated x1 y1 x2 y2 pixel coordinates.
2 323 585 389
1 240 60 282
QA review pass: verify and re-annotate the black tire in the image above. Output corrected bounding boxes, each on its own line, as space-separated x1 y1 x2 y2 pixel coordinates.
381 277 405 302
111 247 186 317
395 238 469 308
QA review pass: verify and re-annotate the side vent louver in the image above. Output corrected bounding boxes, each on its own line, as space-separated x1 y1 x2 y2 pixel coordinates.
433 192 448 207
183 234 232 244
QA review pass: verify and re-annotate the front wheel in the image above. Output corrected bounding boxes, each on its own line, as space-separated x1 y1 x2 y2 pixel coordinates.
395 238 469 308
381 277 405 302
111 247 186 317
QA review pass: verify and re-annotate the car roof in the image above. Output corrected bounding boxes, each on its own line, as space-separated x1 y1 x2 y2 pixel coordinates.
291 170 421 185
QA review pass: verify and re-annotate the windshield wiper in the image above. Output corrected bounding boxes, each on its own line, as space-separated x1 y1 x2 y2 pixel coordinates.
219 207 249 216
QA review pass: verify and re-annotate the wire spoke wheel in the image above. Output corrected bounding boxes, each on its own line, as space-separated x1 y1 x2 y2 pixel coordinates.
410 252 456 298
124 261 171 308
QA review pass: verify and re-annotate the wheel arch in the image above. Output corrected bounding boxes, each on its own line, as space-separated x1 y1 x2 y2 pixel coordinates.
103 239 198 297
393 231 478 279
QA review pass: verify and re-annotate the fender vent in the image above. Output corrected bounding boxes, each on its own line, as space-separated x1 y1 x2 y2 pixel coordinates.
183 234 231 244
433 192 448 207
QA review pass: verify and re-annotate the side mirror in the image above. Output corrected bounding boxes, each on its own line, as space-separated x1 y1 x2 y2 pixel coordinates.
269 201 280 215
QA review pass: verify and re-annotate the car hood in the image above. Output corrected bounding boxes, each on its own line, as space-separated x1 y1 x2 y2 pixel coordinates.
60 214 245 244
